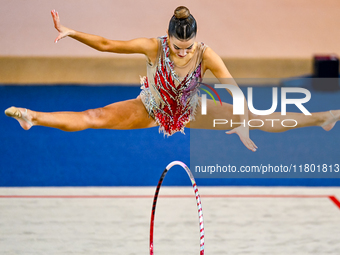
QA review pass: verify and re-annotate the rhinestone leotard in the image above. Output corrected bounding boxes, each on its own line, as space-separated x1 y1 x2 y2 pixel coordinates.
139 36 207 136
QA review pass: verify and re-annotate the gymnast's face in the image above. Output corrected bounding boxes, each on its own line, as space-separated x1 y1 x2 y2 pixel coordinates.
168 36 196 59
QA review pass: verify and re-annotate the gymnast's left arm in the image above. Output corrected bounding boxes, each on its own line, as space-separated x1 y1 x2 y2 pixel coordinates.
202 47 258 152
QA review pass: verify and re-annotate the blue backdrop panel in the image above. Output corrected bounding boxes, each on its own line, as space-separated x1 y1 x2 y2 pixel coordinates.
0 85 339 186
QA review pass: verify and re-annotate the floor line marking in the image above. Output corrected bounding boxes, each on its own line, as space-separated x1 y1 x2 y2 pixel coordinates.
1 194 339 210
0 194 333 199
329 196 340 210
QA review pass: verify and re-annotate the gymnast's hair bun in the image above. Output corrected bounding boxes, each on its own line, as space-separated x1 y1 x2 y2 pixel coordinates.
169 6 196 39
174 6 190 19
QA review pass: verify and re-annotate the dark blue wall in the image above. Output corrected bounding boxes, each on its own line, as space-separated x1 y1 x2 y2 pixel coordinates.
1 85 339 186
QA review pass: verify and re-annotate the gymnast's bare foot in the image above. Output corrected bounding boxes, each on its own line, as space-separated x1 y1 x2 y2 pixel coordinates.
322 110 340 131
4 107 33 130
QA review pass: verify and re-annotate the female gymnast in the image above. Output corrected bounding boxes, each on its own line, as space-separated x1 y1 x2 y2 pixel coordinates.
4 6 340 152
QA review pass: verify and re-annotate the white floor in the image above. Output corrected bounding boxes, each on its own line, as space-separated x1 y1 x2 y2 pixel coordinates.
0 187 339 255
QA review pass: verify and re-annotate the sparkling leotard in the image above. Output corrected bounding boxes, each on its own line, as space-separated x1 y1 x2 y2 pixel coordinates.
139 36 207 136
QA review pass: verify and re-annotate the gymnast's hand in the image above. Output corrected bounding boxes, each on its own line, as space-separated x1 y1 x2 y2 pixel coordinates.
51 10 74 43
226 126 258 152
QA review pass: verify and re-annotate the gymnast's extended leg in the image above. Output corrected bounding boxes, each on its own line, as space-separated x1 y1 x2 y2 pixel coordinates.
188 99 340 132
5 97 157 131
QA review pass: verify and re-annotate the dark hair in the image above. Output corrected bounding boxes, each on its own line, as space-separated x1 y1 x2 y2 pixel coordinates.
168 6 197 40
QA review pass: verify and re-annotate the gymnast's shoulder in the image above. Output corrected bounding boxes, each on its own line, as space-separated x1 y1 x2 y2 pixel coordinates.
202 46 233 78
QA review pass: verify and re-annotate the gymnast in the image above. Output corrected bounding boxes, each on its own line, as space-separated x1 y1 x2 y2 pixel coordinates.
5 6 340 152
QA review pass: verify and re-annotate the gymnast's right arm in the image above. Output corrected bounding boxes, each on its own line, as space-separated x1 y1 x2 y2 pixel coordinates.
51 10 157 56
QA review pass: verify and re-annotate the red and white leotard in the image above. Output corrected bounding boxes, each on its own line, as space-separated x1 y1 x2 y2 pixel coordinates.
140 36 207 136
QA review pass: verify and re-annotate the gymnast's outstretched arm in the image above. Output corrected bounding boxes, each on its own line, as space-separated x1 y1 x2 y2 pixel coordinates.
51 10 158 58
201 46 257 152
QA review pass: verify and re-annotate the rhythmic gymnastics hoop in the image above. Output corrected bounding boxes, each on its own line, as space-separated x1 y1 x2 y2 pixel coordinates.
150 161 204 255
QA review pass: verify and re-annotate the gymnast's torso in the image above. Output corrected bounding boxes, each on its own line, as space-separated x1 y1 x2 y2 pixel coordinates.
139 35 207 136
